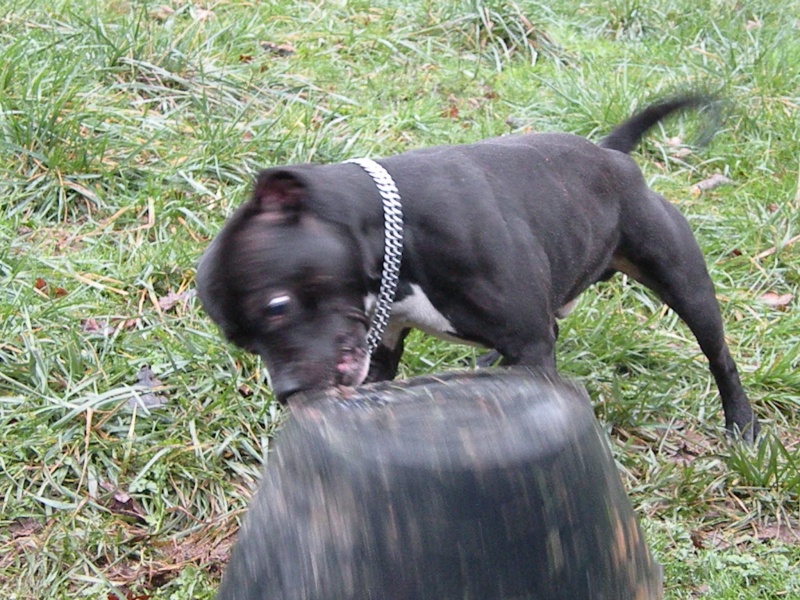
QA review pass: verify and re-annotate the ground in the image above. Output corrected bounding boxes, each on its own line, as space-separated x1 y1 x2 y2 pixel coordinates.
1 0 799 598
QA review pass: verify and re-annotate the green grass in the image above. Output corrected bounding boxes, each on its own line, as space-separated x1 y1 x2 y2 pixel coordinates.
1 0 799 597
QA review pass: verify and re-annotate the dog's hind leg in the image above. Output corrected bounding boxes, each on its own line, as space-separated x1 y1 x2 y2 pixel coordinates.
614 193 758 440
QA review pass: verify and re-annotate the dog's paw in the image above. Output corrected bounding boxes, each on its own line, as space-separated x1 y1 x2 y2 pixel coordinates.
475 350 502 369
727 418 760 444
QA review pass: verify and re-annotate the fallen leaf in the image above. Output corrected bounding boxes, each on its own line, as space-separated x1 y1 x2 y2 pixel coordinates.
666 136 683 147
119 318 139 331
753 521 800 544
690 530 705 549
505 115 525 130
99 481 147 522
82 317 139 337
261 41 295 56
157 289 195 311
34 277 69 298
150 5 174 21
759 292 793 309
136 364 162 387
483 86 498 100
129 365 168 409
82 318 116 337
671 147 693 159
9 517 43 538
191 7 215 21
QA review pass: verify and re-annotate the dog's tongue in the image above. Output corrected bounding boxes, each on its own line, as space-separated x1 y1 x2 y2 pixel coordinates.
336 347 370 387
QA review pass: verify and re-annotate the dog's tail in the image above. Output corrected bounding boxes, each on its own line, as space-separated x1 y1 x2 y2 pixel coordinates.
600 96 720 154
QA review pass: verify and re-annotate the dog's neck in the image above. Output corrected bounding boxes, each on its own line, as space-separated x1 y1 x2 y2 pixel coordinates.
345 158 404 355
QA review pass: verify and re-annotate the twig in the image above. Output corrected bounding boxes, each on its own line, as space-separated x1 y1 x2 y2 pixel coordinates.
756 233 800 260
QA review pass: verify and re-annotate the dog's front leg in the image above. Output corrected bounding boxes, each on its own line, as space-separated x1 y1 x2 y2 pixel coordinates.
366 328 410 382
477 319 565 369
491 305 560 374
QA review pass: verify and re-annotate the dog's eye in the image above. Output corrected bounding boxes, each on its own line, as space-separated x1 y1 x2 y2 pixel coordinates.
265 294 292 320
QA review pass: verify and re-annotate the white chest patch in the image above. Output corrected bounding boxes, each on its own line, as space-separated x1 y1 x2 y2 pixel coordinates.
365 284 459 347
555 298 578 319
393 283 456 334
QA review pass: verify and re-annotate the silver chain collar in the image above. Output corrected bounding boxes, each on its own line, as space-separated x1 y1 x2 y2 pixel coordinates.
345 158 404 355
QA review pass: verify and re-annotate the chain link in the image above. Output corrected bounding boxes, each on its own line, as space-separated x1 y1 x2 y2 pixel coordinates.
345 158 404 355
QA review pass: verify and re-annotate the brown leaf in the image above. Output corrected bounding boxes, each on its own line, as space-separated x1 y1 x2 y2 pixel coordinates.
120 318 140 331
759 291 793 309
505 115 525 130
753 521 800 544
191 7 215 21
101 483 147 522
261 41 295 56
135 364 162 388
149 5 174 21
130 365 168 409
82 318 116 337
671 147 693 159
690 530 705 549
34 277 68 297
157 289 195 311
9 517 43 538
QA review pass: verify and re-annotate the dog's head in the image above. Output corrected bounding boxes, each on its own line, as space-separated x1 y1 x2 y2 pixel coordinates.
196 169 371 402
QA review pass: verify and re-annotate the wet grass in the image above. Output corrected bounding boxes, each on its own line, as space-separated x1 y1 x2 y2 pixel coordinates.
1 0 799 597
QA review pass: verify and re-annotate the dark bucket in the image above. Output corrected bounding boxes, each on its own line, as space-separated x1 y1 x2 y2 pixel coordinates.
217 368 662 599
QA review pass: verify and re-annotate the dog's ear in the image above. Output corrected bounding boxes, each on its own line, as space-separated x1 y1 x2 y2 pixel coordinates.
252 170 307 223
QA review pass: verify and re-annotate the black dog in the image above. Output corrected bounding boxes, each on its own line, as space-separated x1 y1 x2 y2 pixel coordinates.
196 96 758 440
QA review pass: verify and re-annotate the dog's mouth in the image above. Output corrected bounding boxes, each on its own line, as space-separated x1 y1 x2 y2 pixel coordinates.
273 309 371 403
274 344 369 404
334 308 371 387
335 343 370 387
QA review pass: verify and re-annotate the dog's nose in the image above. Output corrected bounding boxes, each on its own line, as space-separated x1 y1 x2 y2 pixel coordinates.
258 355 303 404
